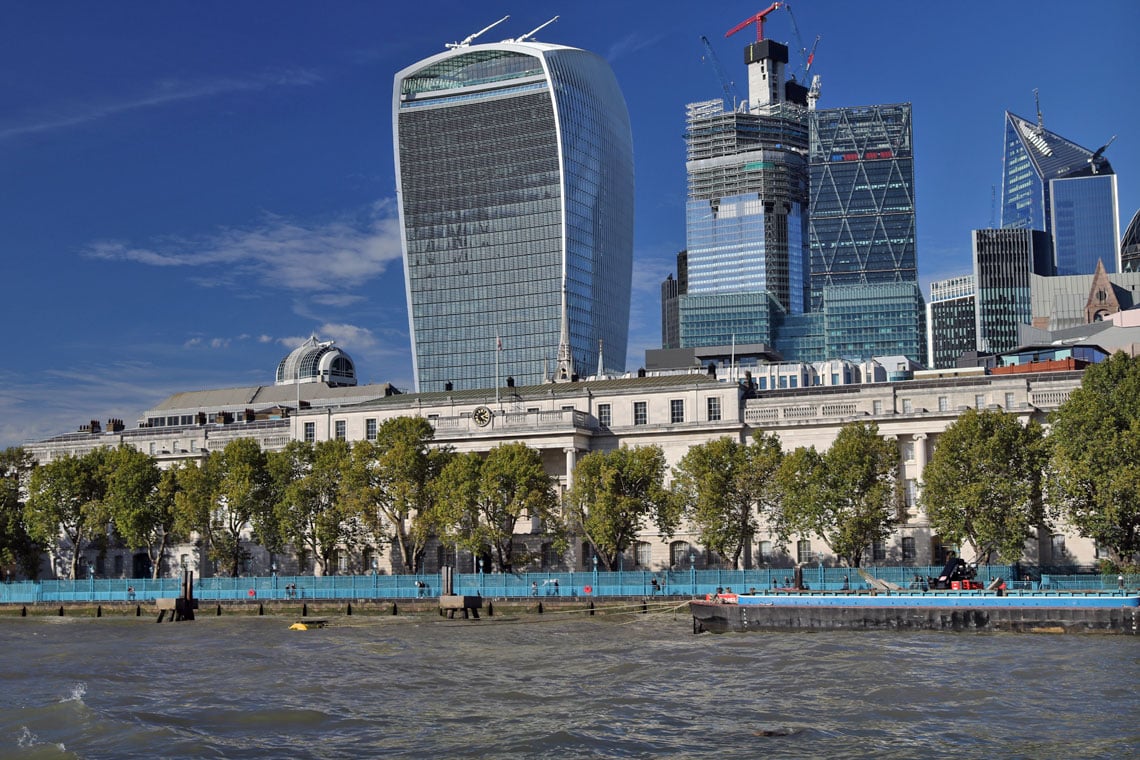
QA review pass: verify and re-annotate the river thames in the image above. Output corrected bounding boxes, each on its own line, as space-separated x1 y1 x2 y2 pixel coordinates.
1 609 1137 758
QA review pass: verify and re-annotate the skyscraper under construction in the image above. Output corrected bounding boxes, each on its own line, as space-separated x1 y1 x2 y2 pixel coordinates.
678 18 810 350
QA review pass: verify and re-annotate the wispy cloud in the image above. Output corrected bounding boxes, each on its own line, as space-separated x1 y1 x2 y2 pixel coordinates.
85 199 404 293
0 68 322 142
606 32 665 63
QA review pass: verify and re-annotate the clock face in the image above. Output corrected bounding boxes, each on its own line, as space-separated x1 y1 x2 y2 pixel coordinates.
472 406 492 427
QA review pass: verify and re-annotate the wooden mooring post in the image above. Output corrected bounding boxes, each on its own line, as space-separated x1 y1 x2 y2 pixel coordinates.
156 570 199 622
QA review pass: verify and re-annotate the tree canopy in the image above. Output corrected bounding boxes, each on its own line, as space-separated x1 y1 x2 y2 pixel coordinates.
566 445 676 571
103 445 184 579
268 439 358 577
342 417 450 573
25 448 112 579
775 422 900 567
1 448 41 579
432 443 560 573
920 409 1047 564
672 433 783 569
1049 351 1140 567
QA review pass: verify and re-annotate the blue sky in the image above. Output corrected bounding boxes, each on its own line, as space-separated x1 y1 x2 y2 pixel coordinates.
2 0 1137 448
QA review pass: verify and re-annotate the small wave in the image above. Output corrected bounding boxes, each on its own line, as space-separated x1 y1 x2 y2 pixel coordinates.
17 726 70 756
60 684 86 704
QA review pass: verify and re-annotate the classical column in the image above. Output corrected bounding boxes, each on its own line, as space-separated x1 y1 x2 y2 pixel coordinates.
564 447 578 491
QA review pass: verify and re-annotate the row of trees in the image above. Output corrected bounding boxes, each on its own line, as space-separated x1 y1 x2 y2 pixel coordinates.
4 353 1140 578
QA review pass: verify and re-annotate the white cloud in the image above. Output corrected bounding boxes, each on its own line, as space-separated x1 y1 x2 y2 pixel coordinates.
85 200 404 294
0 68 322 142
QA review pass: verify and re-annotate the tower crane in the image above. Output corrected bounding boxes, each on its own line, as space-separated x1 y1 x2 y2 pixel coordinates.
725 3 782 42
782 3 820 84
699 35 741 109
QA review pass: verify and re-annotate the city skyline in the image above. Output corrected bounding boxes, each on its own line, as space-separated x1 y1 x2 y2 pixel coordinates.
2 1 1138 448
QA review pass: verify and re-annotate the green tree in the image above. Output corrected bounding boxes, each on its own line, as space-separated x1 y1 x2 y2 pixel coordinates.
1 447 42 579
103 446 184 579
25 448 112 579
920 409 1048 563
1049 351 1140 567
672 433 784 569
268 439 358 576
775 422 900 567
431 444 561 573
174 440 272 577
566 445 676 571
343 417 450 574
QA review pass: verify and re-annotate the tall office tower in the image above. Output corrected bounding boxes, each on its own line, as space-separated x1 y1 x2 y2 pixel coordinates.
660 251 687 350
1001 110 1120 274
926 275 977 369
678 37 810 348
394 28 634 392
807 103 925 363
973 229 1053 354
1122 209 1140 272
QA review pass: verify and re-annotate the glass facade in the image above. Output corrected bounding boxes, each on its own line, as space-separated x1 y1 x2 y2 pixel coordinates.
972 229 1052 354
678 291 779 348
926 275 978 369
678 98 810 348
394 43 634 391
1051 174 1120 275
1000 111 1118 275
809 104 917 309
821 283 926 362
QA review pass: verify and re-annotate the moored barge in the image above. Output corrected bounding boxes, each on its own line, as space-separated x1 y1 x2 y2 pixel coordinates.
690 589 1140 634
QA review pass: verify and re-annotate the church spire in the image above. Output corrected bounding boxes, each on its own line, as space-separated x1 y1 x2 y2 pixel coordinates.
554 287 576 383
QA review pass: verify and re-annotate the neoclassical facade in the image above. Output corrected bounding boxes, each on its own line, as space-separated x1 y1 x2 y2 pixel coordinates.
26 365 1090 577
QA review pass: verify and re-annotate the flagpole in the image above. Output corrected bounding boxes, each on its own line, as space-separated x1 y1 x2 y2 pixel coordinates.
495 333 501 405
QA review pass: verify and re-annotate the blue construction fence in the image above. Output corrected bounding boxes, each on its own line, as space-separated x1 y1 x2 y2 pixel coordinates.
1 567 1135 605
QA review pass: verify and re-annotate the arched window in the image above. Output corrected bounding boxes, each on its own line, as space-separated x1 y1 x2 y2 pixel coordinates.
670 541 693 568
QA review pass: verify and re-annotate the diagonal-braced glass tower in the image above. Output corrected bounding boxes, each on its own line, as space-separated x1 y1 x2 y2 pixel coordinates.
393 36 634 392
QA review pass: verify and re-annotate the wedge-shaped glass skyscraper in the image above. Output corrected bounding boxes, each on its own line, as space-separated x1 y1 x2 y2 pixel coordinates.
394 39 634 392
1001 111 1119 275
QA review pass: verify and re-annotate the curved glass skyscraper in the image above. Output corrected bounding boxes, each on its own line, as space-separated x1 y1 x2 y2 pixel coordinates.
393 39 634 392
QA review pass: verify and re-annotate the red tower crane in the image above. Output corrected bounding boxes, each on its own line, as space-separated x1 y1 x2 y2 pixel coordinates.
725 3 783 42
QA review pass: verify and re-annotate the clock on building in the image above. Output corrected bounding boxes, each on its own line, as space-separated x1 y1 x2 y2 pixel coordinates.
472 406 492 427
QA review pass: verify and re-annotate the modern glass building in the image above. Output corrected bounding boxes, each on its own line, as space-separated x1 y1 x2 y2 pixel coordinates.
1123 209 1140 273
805 103 925 364
973 229 1053 354
1000 111 1119 274
926 275 977 369
393 39 634 392
677 38 811 351
809 104 917 308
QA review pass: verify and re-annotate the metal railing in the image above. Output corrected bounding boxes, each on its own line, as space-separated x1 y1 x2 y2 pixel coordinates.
1 568 1134 606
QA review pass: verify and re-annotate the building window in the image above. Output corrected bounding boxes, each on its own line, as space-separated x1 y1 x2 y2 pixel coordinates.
796 539 813 564
901 441 915 462
905 479 918 509
901 537 917 560
757 540 773 562
337 554 348 574
872 541 887 562
707 396 721 422
789 376 798 388
779 376 788 389
541 543 561 568
365 418 377 441
303 422 315 442
670 399 684 424
1051 534 1066 560
635 541 652 567
938 396 949 412
974 394 986 408
902 399 913 413
633 401 647 425
873 400 883 415
597 403 612 427
1005 392 1016 409
670 541 693 568
334 420 346 441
